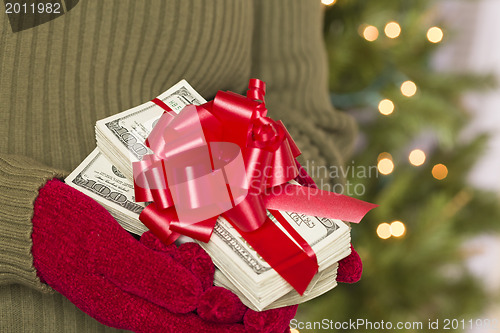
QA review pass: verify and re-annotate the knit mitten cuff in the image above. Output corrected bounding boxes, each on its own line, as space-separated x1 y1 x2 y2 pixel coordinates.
0 154 66 293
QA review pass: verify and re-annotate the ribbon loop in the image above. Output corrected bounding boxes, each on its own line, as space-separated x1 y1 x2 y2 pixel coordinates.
211 91 258 146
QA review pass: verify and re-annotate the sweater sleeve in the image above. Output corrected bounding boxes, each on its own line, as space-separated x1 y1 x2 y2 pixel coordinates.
0 153 66 293
251 0 358 187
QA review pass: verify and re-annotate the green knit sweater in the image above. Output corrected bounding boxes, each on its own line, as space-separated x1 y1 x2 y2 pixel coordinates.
0 0 357 331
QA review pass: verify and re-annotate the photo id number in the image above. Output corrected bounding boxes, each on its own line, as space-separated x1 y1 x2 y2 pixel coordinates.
5 2 61 14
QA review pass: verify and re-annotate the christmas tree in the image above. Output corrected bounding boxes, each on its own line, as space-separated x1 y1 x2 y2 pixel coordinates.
297 1 500 331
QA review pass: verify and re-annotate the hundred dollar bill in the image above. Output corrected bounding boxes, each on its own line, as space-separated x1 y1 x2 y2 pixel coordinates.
95 80 206 179
65 148 147 235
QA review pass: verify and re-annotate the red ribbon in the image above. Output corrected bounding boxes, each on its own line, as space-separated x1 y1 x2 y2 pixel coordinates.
133 79 377 295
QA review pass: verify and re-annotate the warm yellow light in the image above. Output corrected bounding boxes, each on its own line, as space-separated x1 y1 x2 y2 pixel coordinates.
427 26 443 43
401 80 417 97
290 329 300 333
409 149 426 166
377 223 392 239
384 21 401 39
432 163 448 180
378 158 394 175
390 221 406 237
378 99 395 115
362 25 379 42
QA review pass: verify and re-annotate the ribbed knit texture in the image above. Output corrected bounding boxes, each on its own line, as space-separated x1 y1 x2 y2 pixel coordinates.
0 0 356 331
0 0 252 172
251 0 358 184
0 155 65 292
0 284 121 333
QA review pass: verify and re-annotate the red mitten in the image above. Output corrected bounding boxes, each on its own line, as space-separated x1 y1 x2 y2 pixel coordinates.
32 179 246 332
140 231 298 333
337 244 362 283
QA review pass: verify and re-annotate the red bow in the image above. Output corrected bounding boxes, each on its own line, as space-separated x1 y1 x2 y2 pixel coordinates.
133 79 376 294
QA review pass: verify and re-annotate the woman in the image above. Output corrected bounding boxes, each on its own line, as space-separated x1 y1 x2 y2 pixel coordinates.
0 1 358 331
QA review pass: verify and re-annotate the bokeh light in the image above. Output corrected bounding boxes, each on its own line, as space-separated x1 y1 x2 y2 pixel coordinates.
390 221 406 237
427 26 444 43
362 25 379 42
385 21 401 38
378 99 395 115
378 152 393 162
432 164 448 180
409 149 426 166
378 158 394 175
377 223 392 239
401 80 417 97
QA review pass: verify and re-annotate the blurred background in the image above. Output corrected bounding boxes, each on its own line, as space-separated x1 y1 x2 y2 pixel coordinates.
297 0 500 332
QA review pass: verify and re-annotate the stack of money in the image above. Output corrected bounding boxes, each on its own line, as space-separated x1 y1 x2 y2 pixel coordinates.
201 208 351 311
65 148 148 235
95 80 207 180
66 80 352 311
